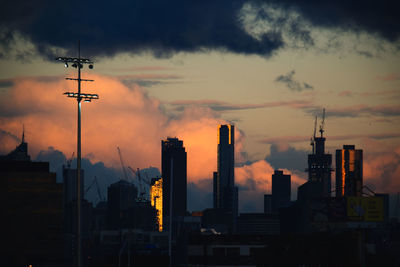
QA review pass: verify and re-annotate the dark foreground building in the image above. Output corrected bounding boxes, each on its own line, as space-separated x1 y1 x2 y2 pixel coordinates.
0 137 63 266
161 137 187 221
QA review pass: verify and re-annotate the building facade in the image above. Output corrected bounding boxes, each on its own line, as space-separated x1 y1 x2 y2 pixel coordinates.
307 135 332 198
336 145 363 197
150 177 163 231
272 170 291 212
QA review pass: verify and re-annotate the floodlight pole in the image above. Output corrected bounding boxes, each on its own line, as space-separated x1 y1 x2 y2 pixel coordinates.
56 41 98 267
77 44 82 267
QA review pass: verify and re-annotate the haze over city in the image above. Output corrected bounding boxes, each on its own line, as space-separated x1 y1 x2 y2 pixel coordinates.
1 0 399 213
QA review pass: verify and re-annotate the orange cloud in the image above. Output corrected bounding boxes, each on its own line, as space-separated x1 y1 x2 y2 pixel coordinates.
235 160 307 211
0 74 240 185
363 145 400 194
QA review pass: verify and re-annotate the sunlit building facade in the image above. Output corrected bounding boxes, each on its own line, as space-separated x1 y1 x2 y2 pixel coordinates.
336 145 363 197
150 177 163 231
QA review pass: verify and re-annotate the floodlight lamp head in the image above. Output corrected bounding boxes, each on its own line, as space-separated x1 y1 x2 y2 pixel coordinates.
72 63 78 68
79 63 83 69
84 99 91 102
64 62 68 68
88 64 93 69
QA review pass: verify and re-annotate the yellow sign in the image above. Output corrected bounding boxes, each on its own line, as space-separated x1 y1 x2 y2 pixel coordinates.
347 197 384 222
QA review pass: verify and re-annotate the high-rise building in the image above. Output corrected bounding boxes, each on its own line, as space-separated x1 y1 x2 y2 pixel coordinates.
106 180 138 229
336 145 363 197
0 135 63 266
272 170 291 212
161 137 187 221
307 135 332 197
298 113 333 201
264 194 272 214
213 125 238 228
150 177 163 231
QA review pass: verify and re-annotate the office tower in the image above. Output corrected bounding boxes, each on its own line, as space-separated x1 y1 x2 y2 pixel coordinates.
264 194 272 214
272 170 291 212
213 125 238 226
106 180 138 229
0 135 63 266
307 135 332 197
161 137 187 221
336 145 363 197
150 177 163 231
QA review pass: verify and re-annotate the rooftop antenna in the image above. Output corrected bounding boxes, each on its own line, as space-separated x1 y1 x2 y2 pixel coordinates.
319 108 325 138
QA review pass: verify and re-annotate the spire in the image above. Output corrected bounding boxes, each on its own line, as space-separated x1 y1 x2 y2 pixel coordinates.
22 124 25 143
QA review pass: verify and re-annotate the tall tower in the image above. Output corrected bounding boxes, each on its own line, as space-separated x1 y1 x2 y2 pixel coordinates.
214 125 238 220
161 138 187 221
272 170 291 212
307 111 332 197
336 145 363 197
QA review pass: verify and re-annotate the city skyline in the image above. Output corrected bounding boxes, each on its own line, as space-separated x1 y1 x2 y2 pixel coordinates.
0 1 399 213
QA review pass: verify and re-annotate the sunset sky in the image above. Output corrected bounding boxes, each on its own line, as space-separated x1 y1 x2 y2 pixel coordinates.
1 0 399 212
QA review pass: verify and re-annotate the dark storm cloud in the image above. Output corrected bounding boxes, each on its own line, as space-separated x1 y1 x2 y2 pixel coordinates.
1 0 398 60
264 0 400 42
0 79 14 88
275 70 314 92
265 144 308 172
0 0 283 59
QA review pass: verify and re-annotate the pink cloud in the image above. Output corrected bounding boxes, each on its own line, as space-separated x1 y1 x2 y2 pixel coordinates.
235 160 306 212
0 75 243 185
375 73 400 81
338 90 353 97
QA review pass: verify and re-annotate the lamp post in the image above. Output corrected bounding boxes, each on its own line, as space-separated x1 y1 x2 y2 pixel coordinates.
56 42 98 267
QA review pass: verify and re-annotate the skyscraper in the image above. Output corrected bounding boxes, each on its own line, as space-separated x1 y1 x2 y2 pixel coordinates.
272 170 291 212
106 180 138 229
298 113 332 201
0 135 63 266
161 137 187 221
307 135 332 197
336 145 363 197
213 125 238 221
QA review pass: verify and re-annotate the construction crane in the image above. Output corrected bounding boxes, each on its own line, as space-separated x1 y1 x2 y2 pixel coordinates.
128 167 150 201
319 108 326 137
117 146 129 181
85 176 104 202
310 116 317 154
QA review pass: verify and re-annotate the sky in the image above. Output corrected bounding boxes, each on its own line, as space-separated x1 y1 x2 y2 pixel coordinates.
1 0 400 213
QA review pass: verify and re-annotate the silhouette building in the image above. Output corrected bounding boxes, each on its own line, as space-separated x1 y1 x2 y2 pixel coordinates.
161 138 187 222
106 180 138 229
298 116 332 201
272 170 291 212
264 194 272 214
0 133 63 266
213 125 238 231
336 145 363 197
